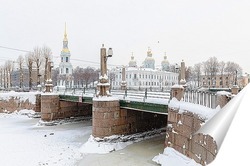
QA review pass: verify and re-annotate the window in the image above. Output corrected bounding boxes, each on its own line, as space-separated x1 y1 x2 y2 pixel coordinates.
61 57 63 62
66 68 69 74
134 74 137 79
66 57 69 62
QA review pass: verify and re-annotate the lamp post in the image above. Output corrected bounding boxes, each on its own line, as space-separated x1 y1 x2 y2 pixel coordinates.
97 44 113 96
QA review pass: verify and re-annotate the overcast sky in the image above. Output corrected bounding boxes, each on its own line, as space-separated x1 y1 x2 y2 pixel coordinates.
1 0 250 73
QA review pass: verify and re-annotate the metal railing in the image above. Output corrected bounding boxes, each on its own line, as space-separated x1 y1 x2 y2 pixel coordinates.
56 87 171 103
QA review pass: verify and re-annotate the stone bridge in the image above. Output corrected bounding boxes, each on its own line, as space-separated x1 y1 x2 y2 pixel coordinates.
40 92 169 138
0 86 237 166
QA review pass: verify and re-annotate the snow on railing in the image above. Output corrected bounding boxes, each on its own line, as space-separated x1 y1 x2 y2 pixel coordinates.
55 87 171 103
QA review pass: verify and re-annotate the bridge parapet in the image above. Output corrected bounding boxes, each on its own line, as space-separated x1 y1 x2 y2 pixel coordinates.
166 105 218 165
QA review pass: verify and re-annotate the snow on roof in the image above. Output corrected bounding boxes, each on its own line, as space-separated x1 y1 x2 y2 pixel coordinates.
169 98 220 121
0 91 41 104
153 147 201 166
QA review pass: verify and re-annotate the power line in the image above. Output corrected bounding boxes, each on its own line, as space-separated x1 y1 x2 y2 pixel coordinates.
0 45 31 53
0 45 121 67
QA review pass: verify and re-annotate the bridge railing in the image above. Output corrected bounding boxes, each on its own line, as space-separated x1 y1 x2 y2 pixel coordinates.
182 90 217 109
56 87 171 104
111 89 171 101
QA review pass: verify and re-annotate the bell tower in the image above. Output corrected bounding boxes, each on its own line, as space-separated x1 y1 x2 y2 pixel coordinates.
57 23 74 88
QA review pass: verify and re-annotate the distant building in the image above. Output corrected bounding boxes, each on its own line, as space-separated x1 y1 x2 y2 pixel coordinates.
111 49 178 91
57 24 74 88
200 74 248 89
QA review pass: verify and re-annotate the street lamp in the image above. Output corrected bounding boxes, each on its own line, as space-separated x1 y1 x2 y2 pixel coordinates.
97 44 113 97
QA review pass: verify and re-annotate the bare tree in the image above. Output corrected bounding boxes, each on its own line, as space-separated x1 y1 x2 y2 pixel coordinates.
225 61 242 86
32 47 43 86
17 55 25 88
5 60 14 89
73 66 99 88
193 63 202 87
3 65 6 89
73 66 83 88
25 53 33 90
203 57 219 87
0 66 3 88
52 67 59 86
82 67 95 88
218 61 226 87
42 45 52 84
185 66 192 82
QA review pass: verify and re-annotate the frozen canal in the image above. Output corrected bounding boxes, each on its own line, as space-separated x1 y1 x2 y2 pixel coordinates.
0 112 165 166
78 134 164 166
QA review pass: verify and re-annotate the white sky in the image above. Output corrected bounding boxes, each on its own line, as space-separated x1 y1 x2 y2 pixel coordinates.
1 0 250 73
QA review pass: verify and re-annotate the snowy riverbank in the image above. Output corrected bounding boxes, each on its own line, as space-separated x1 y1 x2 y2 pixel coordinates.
1 111 202 166
0 112 91 166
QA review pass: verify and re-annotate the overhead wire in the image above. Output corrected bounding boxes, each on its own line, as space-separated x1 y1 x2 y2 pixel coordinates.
0 45 121 67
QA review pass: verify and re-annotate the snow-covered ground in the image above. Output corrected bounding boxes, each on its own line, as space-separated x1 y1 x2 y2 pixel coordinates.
0 112 91 166
0 111 203 166
153 147 201 166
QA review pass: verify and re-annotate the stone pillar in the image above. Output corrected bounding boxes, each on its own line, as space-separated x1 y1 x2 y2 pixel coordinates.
45 61 53 93
231 85 239 95
35 94 41 112
41 94 60 121
121 66 127 90
96 45 112 97
92 98 122 138
216 93 230 108
171 85 185 101
180 60 186 86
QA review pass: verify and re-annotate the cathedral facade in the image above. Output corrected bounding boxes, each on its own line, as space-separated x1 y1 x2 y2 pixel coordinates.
111 48 178 91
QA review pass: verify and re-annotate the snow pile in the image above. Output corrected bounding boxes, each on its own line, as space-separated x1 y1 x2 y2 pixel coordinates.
169 98 220 121
80 135 133 154
80 129 164 154
18 109 36 115
0 91 40 104
153 147 201 166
